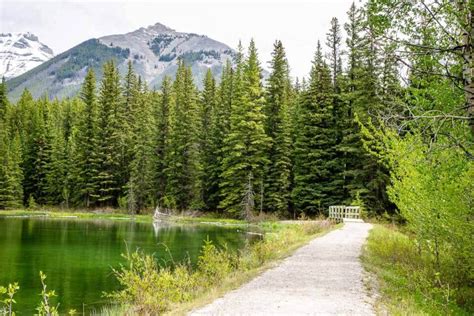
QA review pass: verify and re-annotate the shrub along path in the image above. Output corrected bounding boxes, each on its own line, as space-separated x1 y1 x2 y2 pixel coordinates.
191 222 374 315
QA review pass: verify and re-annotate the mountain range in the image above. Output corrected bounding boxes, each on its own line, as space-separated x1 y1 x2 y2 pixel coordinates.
0 32 54 79
5 23 236 100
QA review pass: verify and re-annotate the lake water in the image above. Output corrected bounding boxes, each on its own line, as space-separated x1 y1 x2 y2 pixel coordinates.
0 216 251 314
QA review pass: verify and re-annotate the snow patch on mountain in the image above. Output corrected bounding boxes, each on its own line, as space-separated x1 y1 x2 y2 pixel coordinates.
0 32 54 79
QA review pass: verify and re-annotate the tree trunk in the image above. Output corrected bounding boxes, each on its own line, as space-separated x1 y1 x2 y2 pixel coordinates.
460 0 474 137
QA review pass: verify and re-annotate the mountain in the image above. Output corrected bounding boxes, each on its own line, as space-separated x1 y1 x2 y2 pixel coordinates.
6 23 235 100
0 32 54 79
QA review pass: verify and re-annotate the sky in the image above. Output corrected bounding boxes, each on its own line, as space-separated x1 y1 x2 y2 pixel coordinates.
1 0 359 79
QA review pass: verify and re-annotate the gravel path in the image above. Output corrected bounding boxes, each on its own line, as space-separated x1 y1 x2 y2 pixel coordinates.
191 222 374 316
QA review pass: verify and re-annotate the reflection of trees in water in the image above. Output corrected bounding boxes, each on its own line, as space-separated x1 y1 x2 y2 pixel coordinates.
0 217 257 314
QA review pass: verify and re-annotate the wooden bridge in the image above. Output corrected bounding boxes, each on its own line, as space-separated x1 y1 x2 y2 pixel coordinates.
328 206 361 222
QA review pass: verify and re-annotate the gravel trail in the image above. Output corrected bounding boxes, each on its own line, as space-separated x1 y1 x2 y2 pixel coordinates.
191 222 374 316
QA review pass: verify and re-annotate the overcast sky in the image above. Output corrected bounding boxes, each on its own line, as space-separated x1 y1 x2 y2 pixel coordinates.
1 0 359 79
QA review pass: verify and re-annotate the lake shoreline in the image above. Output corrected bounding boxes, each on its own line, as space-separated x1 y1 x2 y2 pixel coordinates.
0 209 253 226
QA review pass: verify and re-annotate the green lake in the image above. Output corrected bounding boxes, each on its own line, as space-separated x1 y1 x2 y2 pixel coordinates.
0 216 251 314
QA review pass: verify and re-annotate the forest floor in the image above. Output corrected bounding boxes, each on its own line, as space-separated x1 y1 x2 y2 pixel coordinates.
190 222 375 316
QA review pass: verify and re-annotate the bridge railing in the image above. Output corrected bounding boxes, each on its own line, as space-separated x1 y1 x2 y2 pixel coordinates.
328 205 361 221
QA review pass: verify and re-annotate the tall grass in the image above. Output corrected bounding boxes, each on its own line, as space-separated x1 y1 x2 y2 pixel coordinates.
362 225 473 315
105 220 334 315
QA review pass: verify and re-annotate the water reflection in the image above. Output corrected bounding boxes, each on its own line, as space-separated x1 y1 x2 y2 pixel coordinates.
0 216 250 314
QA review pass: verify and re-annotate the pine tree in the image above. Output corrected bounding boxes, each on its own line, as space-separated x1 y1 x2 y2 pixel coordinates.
263 40 292 214
165 60 202 210
95 61 123 206
76 69 100 207
292 42 336 214
220 40 269 216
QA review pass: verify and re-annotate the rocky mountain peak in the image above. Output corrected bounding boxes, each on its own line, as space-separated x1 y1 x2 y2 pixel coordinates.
0 32 54 79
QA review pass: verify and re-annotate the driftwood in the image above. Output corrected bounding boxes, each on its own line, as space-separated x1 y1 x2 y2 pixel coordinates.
153 206 171 222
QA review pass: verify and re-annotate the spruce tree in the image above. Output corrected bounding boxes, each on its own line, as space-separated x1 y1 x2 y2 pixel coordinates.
199 69 217 210
22 96 51 205
263 40 292 214
76 69 100 206
96 61 123 206
292 42 336 214
120 61 140 191
165 60 202 210
127 87 155 213
0 77 8 121
220 40 269 216
326 16 346 206
153 76 172 206
207 60 234 211
339 2 368 204
0 122 23 209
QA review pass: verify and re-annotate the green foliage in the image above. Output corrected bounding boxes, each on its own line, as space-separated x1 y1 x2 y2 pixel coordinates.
219 40 270 216
0 78 8 121
95 61 124 206
362 225 473 315
263 40 292 214
0 282 19 316
165 60 202 210
153 77 172 206
76 69 100 207
198 70 218 210
292 42 337 214
0 124 23 209
107 251 197 314
108 221 333 314
36 271 59 316
196 238 234 284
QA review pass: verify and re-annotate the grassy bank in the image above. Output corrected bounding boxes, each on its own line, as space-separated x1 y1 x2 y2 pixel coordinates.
0 209 251 226
100 220 337 315
0 208 154 223
362 225 473 315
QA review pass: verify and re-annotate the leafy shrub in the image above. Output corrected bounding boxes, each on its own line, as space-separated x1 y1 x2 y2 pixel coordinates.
107 251 197 314
0 282 19 316
196 239 235 285
363 225 473 314
108 221 333 314
36 271 59 316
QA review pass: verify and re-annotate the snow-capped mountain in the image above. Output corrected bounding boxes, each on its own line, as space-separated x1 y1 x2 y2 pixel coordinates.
0 32 54 79
7 23 235 100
